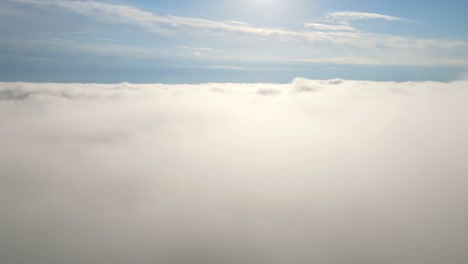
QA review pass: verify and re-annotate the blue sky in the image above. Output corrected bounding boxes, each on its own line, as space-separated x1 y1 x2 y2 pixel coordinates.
1 0 467 83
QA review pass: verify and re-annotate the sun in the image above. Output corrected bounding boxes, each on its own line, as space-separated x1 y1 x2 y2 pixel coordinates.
242 0 286 13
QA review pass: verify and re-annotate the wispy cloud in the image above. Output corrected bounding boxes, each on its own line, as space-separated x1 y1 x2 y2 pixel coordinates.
12 0 299 37
326 11 407 22
221 20 251 26
304 23 358 32
6 0 468 66
173 46 224 57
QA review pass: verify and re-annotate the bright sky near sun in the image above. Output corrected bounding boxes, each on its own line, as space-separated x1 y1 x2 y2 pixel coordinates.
0 0 467 82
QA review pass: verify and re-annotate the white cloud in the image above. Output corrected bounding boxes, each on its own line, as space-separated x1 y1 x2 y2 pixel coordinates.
11 0 300 37
0 1 436 42
1 79 468 264
327 11 406 22
304 23 358 32
222 20 251 26
6 0 468 66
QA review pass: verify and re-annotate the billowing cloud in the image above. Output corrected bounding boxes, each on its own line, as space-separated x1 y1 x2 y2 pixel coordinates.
1 79 468 264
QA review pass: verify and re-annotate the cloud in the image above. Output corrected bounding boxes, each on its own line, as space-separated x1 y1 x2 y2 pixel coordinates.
326 11 406 22
11 0 300 37
293 77 326 92
173 46 224 57
256 87 282 96
1 79 468 264
4 0 467 66
304 23 358 32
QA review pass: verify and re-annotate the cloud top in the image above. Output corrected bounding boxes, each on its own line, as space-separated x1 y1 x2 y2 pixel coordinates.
1 79 468 264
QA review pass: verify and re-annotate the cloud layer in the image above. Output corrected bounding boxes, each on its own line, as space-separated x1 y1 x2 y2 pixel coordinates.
1 79 468 264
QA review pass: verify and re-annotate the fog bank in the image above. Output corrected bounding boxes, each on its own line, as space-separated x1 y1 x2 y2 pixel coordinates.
1 78 467 264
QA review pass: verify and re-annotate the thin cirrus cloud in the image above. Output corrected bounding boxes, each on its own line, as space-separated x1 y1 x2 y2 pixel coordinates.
11 0 300 37
326 11 407 22
303 11 405 34
5 0 468 66
1 79 468 264
304 23 358 32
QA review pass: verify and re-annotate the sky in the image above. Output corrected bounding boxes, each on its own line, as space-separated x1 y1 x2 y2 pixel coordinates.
0 0 467 82
1 2 468 263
